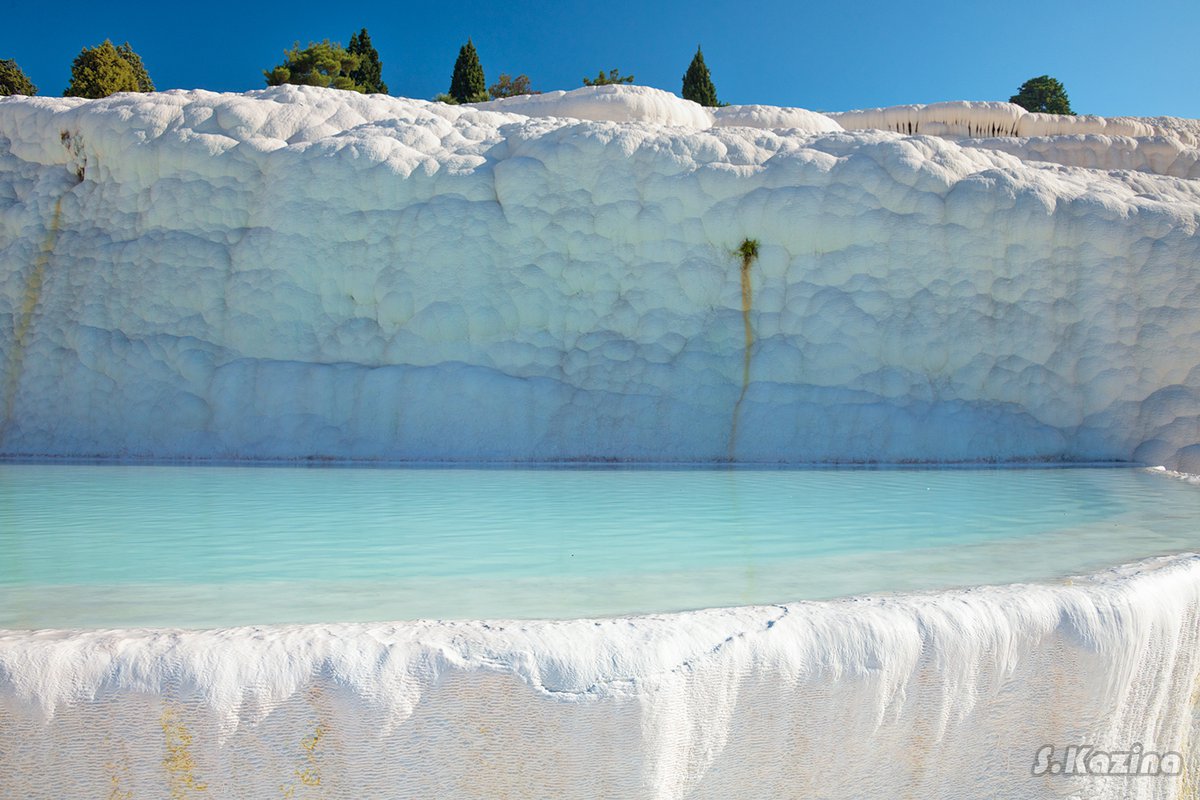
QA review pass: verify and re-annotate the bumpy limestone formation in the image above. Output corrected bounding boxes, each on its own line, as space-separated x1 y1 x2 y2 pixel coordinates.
2 85 1200 465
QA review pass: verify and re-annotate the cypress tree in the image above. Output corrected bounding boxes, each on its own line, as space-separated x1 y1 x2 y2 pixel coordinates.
348 28 387 94
681 46 718 107
448 39 486 104
0 59 37 96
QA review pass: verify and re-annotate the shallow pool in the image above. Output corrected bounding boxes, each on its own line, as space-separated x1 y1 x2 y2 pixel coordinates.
1 464 1198 628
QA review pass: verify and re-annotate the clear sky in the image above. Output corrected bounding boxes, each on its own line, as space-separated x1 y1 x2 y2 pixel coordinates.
4 0 1198 118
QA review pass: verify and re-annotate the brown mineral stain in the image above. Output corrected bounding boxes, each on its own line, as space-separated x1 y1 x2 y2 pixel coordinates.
1 196 64 437
728 239 758 459
1177 672 1200 799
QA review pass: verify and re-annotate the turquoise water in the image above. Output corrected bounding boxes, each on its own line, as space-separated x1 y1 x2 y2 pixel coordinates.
1 464 1198 629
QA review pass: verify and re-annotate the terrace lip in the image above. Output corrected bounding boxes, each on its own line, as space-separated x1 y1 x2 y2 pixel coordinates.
2 551 1197 637
0 454 1148 471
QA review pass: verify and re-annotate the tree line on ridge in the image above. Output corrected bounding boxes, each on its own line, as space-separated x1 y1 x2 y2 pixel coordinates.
1 35 1074 116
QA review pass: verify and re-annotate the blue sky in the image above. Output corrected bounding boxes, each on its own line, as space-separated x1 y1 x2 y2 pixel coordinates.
5 0 1198 118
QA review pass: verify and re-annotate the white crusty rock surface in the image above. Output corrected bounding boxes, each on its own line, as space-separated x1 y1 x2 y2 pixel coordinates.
2 554 1199 799
2 85 1200 464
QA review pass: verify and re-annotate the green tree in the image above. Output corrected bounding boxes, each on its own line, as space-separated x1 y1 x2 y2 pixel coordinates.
681 46 718 107
64 40 147 98
488 73 537 99
448 39 486 103
1009 75 1074 115
347 28 387 94
582 68 633 86
265 40 364 92
115 43 154 92
0 59 37 96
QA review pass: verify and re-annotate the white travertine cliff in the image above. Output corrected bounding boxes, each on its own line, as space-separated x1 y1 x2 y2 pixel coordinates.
2 85 1199 464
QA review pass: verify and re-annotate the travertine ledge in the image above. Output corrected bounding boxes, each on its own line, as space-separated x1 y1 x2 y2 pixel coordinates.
2 555 1198 799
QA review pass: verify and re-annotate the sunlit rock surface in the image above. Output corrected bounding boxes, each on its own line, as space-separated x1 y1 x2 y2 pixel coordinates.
4 88 1200 797
2 554 1198 799
2 85 1199 464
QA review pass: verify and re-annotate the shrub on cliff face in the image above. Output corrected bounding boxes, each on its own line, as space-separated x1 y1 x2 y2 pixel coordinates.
265 40 364 92
488 73 537 99
583 68 633 86
1 59 37 96
1009 75 1074 115
448 39 487 103
64 41 153 98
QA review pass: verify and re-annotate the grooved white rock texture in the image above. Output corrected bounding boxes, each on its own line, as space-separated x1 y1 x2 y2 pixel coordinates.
2 85 1200 464
2 555 1199 799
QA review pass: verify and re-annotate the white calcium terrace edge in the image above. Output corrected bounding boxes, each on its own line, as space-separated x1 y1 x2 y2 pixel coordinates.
2 86 1200 466
1 552 1198 799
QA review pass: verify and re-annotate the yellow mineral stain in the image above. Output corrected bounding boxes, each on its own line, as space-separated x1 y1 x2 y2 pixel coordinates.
1181 765 1197 800
160 704 208 798
728 239 759 460
299 724 324 786
1 196 65 437
1178 675 1200 799
280 722 325 797
105 760 133 800
281 686 329 798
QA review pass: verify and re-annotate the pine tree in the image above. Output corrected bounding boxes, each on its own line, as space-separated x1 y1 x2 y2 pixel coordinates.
264 41 364 92
681 46 718 107
448 39 486 104
348 28 387 94
1009 75 1074 115
115 43 154 92
64 40 142 98
0 59 37 96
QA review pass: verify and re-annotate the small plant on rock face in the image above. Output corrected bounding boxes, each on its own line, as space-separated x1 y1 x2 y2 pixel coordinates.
737 238 760 264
